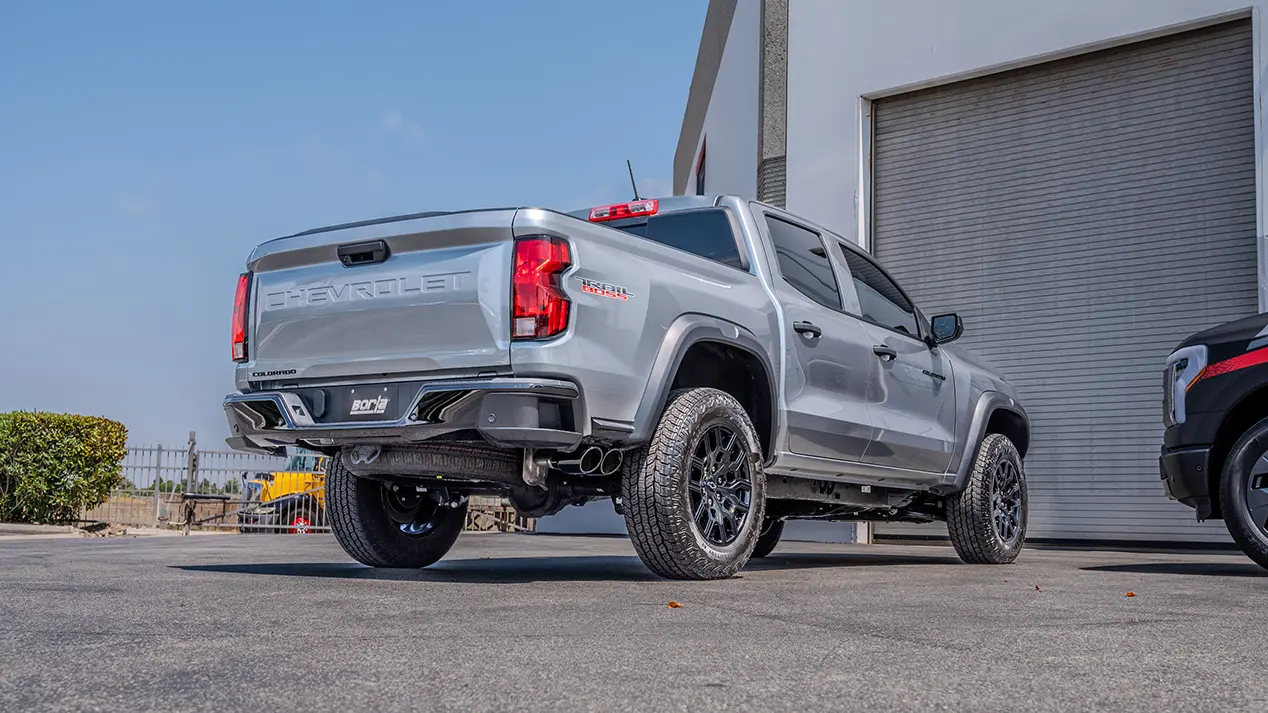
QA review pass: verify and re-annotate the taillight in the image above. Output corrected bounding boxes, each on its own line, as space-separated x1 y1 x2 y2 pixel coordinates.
232 272 250 362
512 236 571 340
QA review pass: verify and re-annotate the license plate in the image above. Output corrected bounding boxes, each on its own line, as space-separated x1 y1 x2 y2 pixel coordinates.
333 383 407 421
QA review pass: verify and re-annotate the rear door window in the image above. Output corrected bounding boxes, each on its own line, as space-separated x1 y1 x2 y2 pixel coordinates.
765 216 841 310
613 208 744 269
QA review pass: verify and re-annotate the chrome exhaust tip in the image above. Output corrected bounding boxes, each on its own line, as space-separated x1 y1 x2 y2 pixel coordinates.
579 446 603 474
599 449 623 476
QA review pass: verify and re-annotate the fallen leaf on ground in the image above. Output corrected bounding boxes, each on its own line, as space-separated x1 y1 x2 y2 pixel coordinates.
1125 592 1136 597
668 601 683 609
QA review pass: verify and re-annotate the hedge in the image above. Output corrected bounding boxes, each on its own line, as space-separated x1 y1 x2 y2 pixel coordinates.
0 412 128 524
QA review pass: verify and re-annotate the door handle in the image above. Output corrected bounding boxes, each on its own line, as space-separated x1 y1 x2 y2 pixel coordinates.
872 344 898 361
793 321 822 339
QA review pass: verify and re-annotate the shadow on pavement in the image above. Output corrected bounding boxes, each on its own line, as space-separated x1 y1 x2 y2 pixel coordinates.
174 550 962 583
747 551 962 570
175 556 657 583
1082 561 1267 578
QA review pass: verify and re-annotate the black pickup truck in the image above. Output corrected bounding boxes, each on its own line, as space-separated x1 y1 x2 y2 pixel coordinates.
1161 313 1268 568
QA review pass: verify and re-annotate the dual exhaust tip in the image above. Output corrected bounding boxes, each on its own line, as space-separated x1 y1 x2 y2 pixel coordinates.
552 446 623 476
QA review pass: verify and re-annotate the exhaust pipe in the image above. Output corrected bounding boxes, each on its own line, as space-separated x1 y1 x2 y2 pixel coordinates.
599 449 623 476
551 446 603 475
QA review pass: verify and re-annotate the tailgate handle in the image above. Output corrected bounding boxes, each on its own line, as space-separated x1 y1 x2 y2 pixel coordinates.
337 240 391 267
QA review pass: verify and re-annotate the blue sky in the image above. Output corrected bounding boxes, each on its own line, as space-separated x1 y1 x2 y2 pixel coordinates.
0 0 706 447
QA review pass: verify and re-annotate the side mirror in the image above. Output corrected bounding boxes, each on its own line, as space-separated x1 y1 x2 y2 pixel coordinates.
930 313 963 345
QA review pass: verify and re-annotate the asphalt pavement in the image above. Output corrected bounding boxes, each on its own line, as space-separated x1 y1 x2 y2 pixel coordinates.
1 531 1265 712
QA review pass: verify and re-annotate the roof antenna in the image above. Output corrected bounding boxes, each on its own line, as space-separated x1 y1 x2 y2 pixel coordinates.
627 159 642 201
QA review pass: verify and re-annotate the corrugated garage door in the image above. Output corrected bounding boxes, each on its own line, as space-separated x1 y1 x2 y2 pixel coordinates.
871 20 1258 544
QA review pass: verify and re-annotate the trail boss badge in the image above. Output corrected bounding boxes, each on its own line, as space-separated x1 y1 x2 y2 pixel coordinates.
578 277 633 301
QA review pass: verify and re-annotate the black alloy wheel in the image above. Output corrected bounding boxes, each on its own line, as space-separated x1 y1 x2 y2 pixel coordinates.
686 423 754 547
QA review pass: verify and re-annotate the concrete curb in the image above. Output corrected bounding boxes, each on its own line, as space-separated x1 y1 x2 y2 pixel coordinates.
0 523 77 535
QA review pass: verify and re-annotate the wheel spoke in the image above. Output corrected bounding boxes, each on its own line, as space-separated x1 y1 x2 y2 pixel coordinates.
705 428 720 461
690 455 709 475
720 433 740 469
1246 482 1268 529
1252 453 1268 477
693 496 709 527
719 508 735 542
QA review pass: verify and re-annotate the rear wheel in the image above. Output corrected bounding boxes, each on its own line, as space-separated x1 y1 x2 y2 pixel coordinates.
622 388 766 580
946 433 1027 564
326 454 467 568
1219 417 1268 571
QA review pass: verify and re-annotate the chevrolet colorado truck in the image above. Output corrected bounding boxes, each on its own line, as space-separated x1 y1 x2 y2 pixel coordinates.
1162 313 1268 569
223 195 1030 579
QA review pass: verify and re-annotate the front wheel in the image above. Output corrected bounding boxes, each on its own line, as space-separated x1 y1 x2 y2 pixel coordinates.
1219 417 1268 571
326 454 467 568
622 388 766 580
946 433 1027 564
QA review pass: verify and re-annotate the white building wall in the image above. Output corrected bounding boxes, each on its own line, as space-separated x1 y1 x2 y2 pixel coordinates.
786 0 1267 310
691 0 761 199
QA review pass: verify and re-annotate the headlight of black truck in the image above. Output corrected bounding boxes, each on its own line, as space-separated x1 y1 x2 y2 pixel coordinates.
1163 345 1207 427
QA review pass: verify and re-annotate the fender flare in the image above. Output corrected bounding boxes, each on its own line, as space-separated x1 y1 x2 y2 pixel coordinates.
950 391 1030 491
627 314 779 456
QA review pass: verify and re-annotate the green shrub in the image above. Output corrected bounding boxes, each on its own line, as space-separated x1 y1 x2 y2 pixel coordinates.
0 412 128 524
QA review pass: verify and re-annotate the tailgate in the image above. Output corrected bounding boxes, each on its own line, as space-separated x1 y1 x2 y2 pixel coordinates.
245 209 518 382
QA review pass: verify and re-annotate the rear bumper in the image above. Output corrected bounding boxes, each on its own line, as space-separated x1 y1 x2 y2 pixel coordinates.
1159 444 1214 519
224 378 586 455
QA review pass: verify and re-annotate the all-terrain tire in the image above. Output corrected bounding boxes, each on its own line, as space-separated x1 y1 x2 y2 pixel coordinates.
751 518 784 559
1219 417 1268 571
326 454 467 568
622 388 766 580
946 433 1027 564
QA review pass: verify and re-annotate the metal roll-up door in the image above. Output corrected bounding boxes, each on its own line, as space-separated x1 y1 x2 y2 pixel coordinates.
871 20 1257 543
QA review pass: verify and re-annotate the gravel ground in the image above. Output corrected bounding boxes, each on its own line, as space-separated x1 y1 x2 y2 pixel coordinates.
0 532 1265 712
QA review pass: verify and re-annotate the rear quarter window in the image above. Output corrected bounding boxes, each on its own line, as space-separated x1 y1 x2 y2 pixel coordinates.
617 208 744 269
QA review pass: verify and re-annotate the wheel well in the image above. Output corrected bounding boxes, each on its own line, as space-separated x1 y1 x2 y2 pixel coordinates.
1206 384 1268 520
670 341 774 458
986 409 1029 458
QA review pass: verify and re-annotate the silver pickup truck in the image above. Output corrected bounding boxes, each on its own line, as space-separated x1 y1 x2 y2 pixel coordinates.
224 195 1030 579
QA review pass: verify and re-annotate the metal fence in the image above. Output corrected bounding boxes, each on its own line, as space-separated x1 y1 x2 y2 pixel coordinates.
81 432 535 534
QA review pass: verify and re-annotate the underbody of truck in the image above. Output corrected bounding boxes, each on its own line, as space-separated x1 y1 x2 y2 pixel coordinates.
225 378 942 525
